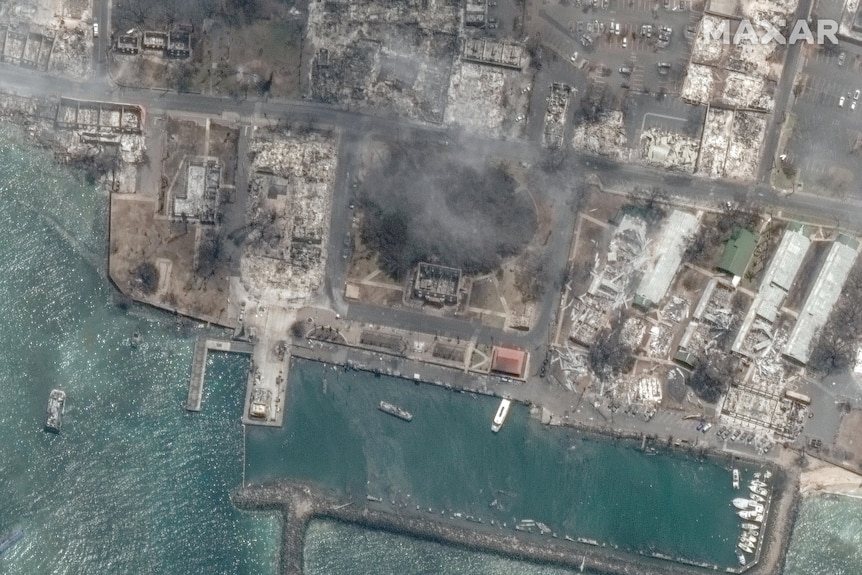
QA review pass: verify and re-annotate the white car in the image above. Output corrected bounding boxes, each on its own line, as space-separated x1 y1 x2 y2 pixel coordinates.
855 89 860 100
93 21 99 38
853 101 857 111
570 51 579 62
622 36 628 48
614 22 621 35
839 96 846 108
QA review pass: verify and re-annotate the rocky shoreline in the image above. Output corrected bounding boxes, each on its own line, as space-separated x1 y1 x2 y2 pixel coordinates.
232 473 799 575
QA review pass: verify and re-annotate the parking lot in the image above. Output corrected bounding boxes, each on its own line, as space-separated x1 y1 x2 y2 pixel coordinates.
527 0 701 95
783 42 862 198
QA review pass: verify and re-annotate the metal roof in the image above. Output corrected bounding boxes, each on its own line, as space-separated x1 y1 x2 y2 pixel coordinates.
754 228 811 323
783 241 858 364
717 228 757 278
635 210 699 308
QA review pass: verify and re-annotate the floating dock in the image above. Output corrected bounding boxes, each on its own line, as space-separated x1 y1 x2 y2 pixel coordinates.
186 338 255 411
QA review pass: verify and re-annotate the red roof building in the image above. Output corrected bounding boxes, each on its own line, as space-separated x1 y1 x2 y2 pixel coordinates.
490 346 528 378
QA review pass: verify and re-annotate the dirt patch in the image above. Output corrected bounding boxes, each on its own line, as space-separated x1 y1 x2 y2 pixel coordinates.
469 277 505 313
109 195 230 325
208 122 239 186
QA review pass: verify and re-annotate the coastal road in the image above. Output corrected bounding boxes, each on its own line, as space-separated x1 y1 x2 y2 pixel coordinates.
2 59 862 360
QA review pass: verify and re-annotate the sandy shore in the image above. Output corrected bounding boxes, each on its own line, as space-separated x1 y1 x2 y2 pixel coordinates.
800 459 862 495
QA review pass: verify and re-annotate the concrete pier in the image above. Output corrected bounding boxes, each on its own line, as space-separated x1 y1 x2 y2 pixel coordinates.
186 338 255 411
233 479 795 575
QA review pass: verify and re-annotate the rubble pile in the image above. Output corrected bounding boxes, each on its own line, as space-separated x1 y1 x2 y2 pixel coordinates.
696 108 733 178
646 325 673 358
571 111 628 159
542 83 572 148
0 0 94 78
639 128 700 172
620 317 646 350
444 61 530 138
678 280 736 356
307 0 460 122
646 296 690 358
680 64 714 105
721 323 807 443
723 111 768 179
242 131 336 300
721 72 774 111
569 214 648 345
690 15 724 65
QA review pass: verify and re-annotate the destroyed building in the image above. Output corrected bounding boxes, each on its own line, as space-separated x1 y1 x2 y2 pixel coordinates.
543 83 571 148
241 132 336 301
172 159 221 224
569 214 648 346
412 262 462 305
306 0 460 122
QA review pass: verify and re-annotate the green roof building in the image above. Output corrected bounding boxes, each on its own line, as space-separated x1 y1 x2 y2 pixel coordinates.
718 229 757 279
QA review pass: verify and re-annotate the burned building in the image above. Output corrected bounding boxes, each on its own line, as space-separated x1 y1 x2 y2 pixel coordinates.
167 29 192 59
142 32 168 52
413 263 462 305
173 159 221 224
117 33 140 55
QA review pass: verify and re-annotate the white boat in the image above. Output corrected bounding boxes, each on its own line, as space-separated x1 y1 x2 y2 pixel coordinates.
738 542 755 554
751 486 768 497
491 398 512 432
739 533 757 545
741 522 760 531
737 551 747 565
754 472 762 479
732 469 740 489
733 498 754 510
750 493 765 503
764 470 773 480
738 509 761 520
750 480 767 489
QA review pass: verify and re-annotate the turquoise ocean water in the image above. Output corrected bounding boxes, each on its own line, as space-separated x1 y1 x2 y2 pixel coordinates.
0 123 859 574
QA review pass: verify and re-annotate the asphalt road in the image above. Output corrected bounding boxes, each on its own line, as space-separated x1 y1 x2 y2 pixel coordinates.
1 58 861 363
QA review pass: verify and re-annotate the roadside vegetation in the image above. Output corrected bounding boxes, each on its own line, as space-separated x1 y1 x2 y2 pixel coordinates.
683 200 760 266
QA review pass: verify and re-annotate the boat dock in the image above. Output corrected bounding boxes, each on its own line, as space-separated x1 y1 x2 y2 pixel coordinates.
186 338 255 411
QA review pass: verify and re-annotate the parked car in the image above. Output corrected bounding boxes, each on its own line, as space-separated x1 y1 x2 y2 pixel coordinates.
840 95 846 108
838 51 846 66
622 36 628 48
93 21 99 38
855 89 860 100
619 66 632 75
